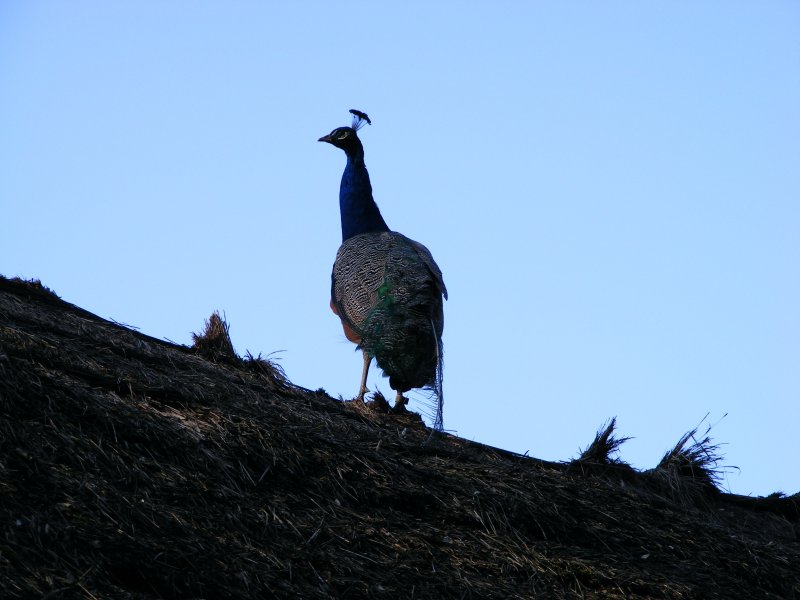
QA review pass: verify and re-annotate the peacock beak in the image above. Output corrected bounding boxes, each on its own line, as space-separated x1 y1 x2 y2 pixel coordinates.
318 134 333 143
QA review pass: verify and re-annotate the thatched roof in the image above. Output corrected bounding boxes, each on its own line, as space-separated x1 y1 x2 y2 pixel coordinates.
1 276 798 599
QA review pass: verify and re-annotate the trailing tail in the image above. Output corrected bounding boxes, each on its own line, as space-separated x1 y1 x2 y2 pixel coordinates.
432 318 444 432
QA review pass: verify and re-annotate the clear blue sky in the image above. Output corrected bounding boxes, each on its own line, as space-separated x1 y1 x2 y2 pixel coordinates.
2 2 798 497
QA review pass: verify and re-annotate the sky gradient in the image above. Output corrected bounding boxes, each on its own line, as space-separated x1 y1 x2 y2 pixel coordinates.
2 2 798 496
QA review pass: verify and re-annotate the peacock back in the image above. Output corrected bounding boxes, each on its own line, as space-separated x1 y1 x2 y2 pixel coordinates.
331 231 447 394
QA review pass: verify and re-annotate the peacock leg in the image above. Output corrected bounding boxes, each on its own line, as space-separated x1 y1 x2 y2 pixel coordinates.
356 350 372 403
393 391 408 413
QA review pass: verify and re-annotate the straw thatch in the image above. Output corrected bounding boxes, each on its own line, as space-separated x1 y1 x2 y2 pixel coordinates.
1 275 798 599
574 418 631 466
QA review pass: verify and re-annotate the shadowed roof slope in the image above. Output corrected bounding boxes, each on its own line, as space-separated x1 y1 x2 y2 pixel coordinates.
1 276 798 599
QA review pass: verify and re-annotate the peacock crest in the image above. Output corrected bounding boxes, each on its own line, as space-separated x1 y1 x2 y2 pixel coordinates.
349 109 371 131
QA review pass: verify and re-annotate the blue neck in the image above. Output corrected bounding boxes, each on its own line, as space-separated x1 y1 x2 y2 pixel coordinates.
339 152 390 241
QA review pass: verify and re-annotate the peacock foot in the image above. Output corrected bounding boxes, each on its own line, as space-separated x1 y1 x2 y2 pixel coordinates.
392 393 409 414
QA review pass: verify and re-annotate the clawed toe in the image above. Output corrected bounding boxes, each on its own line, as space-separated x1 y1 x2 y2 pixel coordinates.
392 394 409 413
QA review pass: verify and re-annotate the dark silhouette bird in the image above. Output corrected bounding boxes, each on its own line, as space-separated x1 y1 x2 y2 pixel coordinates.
319 110 447 430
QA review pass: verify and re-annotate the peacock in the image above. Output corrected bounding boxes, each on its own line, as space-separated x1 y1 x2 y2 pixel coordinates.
319 109 447 430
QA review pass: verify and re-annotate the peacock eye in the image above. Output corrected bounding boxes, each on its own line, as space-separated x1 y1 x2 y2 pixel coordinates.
336 131 349 140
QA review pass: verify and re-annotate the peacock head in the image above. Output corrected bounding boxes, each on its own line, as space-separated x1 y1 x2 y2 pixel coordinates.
318 109 371 155
318 126 361 153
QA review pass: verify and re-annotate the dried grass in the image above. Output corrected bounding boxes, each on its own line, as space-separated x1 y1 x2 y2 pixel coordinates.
1 276 798 599
192 310 237 362
644 417 729 508
574 417 631 466
656 418 724 486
